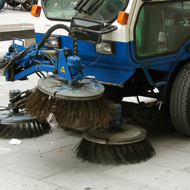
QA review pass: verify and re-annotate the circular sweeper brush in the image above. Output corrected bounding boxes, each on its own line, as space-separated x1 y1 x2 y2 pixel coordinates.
75 124 155 165
0 109 51 139
0 89 52 139
25 75 114 131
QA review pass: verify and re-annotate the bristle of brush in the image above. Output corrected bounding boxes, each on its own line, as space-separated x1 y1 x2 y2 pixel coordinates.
25 88 114 130
75 138 156 165
0 121 52 139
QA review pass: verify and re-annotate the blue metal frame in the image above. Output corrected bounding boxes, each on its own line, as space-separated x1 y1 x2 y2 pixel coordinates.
35 32 190 87
6 27 190 88
4 40 87 82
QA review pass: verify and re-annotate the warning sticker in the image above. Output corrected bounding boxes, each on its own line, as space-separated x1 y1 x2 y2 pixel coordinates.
60 66 65 73
158 32 165 42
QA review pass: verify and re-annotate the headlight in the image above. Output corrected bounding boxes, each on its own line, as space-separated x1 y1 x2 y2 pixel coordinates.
44 35 61 49
95 41 115 55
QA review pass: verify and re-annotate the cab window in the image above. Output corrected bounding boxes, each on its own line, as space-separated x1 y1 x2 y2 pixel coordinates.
77 0 126 22
135 2 190 59
42 0 77 19
42 0 128 22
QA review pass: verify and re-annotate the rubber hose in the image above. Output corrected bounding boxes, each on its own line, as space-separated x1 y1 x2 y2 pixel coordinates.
37 24 71 49
0 47 30 70
1 24 74 70
0 60 9 69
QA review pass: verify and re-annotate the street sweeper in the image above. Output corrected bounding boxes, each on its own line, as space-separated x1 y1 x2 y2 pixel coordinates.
29 0 190 135
1 0 190 164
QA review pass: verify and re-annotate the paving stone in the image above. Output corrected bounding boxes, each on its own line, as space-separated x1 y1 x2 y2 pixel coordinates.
103 163 190 190
17 127 82 154
149 133 188 148
147 146 190 170
42 166 146 190
138 185 170 190
0 168 60 190
0 149 79 180
167 139 190 154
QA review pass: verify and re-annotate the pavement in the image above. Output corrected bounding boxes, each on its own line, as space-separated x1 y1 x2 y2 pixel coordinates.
0 6 190 190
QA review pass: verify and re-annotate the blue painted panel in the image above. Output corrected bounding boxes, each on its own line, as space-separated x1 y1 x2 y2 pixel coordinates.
35 32 181 71
82 66 135 85
35 33 136 85
35 33 132 67
35 32 190 85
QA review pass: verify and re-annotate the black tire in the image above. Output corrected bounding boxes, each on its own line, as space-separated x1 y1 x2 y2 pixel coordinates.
170 62 190 136
22 0 38 11
0 0 5 9
8 1 20 7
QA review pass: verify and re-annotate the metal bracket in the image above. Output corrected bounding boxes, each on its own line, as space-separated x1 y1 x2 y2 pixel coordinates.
143 59 177 87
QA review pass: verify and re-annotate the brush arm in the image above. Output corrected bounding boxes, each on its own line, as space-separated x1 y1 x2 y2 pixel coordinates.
13 65 55 81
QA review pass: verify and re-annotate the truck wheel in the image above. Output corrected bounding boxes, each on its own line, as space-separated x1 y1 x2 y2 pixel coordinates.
170 62 190 136
7 1 20 7
22 0 38 11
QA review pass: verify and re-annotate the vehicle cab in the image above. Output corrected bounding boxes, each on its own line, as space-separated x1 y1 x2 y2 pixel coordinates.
33 0 190 89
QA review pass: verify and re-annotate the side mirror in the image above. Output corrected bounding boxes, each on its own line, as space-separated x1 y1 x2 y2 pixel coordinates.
70 17 104 43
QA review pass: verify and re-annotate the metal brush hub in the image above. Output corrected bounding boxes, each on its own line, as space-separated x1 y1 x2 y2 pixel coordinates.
9 89 21 114
0 109 52 139
0 89 37 123
37 75 104 100
0 110 36 124
83 125 147 145
0 89 52 139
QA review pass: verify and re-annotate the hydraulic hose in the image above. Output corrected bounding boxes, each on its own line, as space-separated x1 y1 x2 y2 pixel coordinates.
37 24 78 55
37 24 70 49
0 47 30 70
0 59 9 69
0 24 78 70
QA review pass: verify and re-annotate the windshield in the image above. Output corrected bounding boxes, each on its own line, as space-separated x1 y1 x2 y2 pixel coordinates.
42 0 128 22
